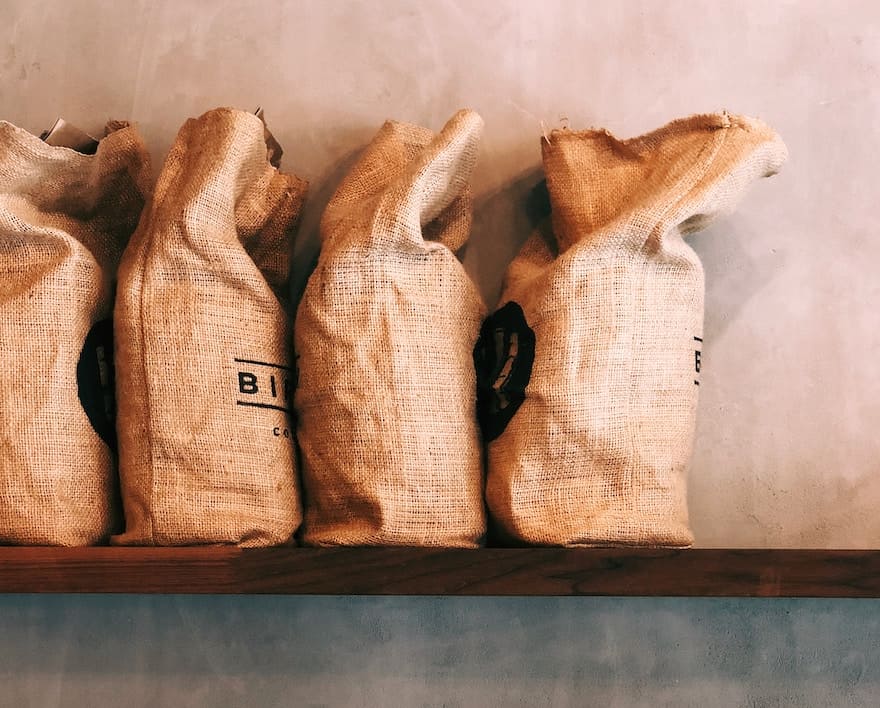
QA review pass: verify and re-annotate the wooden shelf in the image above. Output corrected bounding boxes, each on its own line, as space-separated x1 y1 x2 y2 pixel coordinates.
0 547 878 596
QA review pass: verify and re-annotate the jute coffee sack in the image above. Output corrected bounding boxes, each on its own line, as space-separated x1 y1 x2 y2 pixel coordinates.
0 119 150 545
296 109 487 547
114 108 307 547
482 113 787 547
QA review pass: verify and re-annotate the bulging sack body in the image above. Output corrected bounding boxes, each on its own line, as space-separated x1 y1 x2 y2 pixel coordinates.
0 120 150 545
296 109 487 547
483 113 787 547
114 108 307 547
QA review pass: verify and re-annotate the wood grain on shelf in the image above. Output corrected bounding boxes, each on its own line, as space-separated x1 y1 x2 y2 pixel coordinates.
0 548 878 597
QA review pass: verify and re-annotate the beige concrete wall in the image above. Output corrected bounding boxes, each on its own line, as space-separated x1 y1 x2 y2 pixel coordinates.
2 0 877 547
3 3 880 707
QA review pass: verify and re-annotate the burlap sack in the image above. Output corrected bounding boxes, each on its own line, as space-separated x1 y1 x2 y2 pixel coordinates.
482 113 787 547
295 109 487 547
0 119 150 545
113 108 307 546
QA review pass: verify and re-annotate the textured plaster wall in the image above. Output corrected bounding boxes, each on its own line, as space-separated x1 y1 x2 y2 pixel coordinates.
1 0 879 705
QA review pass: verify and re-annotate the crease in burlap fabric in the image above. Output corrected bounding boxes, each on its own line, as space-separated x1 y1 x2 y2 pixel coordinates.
483 112 788 547
113 108 307 547
0 120 151 545
295 109 487 547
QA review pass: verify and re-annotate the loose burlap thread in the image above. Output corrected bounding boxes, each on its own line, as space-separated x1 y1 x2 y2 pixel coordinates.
485 113 788 547
295 109 487 547
0 120 151 545
114 108 307 547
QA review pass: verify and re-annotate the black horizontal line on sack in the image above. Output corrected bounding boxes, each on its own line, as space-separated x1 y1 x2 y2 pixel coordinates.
693 336 703 342
236 401 293 414
233 358 293 371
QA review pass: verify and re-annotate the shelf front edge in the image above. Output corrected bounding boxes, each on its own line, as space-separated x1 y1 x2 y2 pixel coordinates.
0 548 878 597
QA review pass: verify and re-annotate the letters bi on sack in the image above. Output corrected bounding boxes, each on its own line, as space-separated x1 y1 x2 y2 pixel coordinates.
295 109 487 547
482 113 788 547
113 107 307 547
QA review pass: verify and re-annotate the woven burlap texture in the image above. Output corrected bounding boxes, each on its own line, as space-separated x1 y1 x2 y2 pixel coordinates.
0 120 150 545
114 108 307 546
486 113 788 547
295 109 487 547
